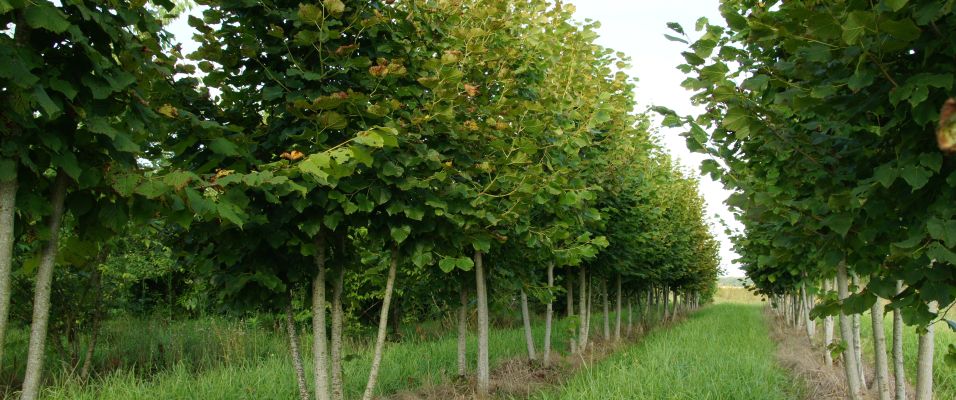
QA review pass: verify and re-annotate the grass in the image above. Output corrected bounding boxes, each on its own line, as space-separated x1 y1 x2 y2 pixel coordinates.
532 303 804 400
4 303 666 399
851 307 955 399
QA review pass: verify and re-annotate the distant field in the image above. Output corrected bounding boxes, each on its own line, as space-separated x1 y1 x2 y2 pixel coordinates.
714 286 764 304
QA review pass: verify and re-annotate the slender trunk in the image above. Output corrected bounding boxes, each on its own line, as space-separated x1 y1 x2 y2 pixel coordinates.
893 281 906 400
851 274 866 389
643 288 651 326
80 255 107 383
662 286 670 322
872 300 891 400
520 288 536 361
312 233 330 400
577 267 587 351
627 295 633 336
474 250 490 398
837 263 864 400
360 247 399 400
566 270 573 318
457 281 467 377
915 301 938 400
614 274 622 342
824 279 835 367
585 274 593 346
602 278 609 341
287 303 310 400
543 263 553 366
21 172 69 400
802 283 815 339
330 265 345 400
671 290 678 321
0 173 17 367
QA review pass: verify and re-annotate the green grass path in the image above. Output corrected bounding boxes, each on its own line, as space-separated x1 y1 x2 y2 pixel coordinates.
533 304 803 400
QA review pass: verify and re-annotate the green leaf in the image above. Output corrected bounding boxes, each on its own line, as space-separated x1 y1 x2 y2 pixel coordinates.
900 165 930 190
319 112 348 130
438 257 456 273
873 164 898 188
455 257 474 271
822 213 853 237
33 86 61 118
135 180 167 199
390 225 411 244
24 5 71 33
323 0 345 15
208 137 239 156
52 151 81 179
883 0 909 12
300 153 331 181
217 202 245 228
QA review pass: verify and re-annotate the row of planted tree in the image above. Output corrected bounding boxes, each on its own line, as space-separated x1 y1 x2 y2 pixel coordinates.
662 1 956 400
0 1 720 399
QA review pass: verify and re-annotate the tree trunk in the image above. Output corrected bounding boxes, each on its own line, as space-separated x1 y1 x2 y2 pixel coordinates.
585 274 593 347
287 303 310 400
543 263 553 366
330 265 345 400
312 233 331 400
566 270 573 318
851 274 866 389
643 288 651 326
21 171 69 400
0 172 17 367
80 253 107 383
671 290 679 321
602 277 609 341
662 286 670 322
915 300 938 400
892 281 906 400
520 288 536 361
627 295 633 337
802 283 815 339
824 279 835 367
837 263 864 400
360 247 399 400
614 274 622 342
577 266 587 352
457 281 467 377
871 300 891 400
474 250 490 398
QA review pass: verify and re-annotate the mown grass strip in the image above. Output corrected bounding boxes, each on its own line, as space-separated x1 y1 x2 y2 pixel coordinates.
533 303 804 400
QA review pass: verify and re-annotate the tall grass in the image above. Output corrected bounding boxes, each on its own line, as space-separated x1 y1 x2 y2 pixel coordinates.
533 303 804 400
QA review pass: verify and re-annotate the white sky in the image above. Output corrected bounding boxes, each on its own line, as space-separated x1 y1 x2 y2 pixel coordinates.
165 0 744 276
567 0 743 276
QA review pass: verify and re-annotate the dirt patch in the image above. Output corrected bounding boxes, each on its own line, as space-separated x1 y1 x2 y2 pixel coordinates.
765 308 913 400
391 317 686 400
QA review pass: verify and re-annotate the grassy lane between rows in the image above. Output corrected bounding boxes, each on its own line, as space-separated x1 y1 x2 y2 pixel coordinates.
532 303 804 400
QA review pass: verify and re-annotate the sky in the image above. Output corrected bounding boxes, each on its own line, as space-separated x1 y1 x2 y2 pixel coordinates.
566 0 744 276
165 0 745 276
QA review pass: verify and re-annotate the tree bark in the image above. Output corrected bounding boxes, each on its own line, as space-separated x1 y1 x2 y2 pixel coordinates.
287 303 310 400
837 263 864 400
520 288 536 361
577 266 587 352
80 248 108 383
21 171 69 400
0 172 17 368
457 280 467 377
662 286 670 322
627 295 633 336
602 277 610 341
361 247 399 400
543 263 553 366
474 250 490 398
312 233 330 400
852 274 866 389
802 283 815 339
824 279 835 367
584 273 592 347
330 265 345 400
892 281 906 400
872 300 891 400
566 269 573 318
915 300 938 400
614 274 622 342
643 288 651 326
